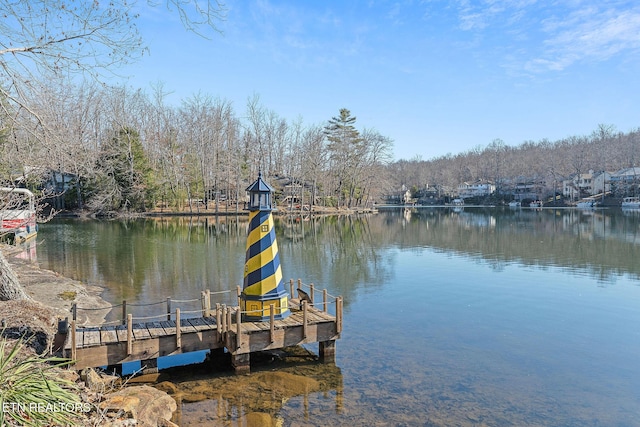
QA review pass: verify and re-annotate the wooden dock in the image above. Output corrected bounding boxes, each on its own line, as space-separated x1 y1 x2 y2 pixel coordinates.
63 281 343 373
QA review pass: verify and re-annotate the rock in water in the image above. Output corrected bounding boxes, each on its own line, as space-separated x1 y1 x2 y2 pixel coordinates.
100 385 177 427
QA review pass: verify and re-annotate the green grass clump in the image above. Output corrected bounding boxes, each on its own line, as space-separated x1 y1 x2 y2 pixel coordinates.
0 333 87 426
58 291 77 301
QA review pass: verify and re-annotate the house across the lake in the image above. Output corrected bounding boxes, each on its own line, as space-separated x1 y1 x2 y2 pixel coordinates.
457 180 495 199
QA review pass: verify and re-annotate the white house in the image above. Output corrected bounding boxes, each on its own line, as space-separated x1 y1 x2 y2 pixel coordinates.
562 170 611 199
457 180 495 199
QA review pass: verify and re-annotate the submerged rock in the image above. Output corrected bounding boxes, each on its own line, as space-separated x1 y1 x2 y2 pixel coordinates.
241 411 280 427
255 371 320 395
99 385 177 427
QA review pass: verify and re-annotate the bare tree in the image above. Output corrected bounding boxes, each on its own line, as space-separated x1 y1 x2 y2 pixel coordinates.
487 139 506 194
139 83 181 210
360 128 393 206
297 125 327 209
1 1 139 118
244 94 268 175
0 0 225 300
1 0 226 172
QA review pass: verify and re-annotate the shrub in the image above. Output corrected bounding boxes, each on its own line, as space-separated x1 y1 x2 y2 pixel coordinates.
0 334 85 426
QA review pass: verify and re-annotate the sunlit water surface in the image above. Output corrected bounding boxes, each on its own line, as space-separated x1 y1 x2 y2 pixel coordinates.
35 207 640 426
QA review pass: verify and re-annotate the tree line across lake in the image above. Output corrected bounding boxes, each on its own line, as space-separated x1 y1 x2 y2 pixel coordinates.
1 80 638 214
1 81 394 214
390 123 639 204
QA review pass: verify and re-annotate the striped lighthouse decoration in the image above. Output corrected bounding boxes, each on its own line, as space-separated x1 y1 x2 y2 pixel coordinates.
241 172 290 321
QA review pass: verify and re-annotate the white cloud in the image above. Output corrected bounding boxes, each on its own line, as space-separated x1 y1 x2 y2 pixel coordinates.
456 0 525 31
531 7 640 71
452 1 640 73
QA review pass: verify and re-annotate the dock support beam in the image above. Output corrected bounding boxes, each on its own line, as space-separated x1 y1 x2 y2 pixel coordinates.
106 364 123 376
142 358 159 374
231 353 250 374
319 340 336 362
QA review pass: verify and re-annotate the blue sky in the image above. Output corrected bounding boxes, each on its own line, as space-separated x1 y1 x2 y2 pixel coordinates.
119 0 640 161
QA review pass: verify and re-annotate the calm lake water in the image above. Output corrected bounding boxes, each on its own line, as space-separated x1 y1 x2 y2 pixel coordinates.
35 207 640 426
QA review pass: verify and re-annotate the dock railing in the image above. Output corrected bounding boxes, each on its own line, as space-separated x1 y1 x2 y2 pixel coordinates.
288 278 343 335
70 288 236 326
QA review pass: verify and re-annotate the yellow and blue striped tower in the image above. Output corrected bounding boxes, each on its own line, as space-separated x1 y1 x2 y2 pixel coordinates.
241 172 290 321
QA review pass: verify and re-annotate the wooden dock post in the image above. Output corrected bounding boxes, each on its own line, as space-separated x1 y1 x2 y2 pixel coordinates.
166 297 172 321
323 289 328 312
319 340 336 362
176 308 181 348
269 304 275 343
201 291 206 317
236 309 241 350
336 297 343 333
216 303 222 342
221 304 227 336
126 314 133 355
302 300 308 339
205 290 211 316
70 320 76 361
231 353 250 374
290 279 295 297
121 300 127 325
229 306 249 374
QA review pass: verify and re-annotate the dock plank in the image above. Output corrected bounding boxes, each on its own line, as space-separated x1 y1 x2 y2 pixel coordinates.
83 327 101 347
132 323 152 340
240 322 263 333
160 320 177 335
201 317 219 330
285 314 302 327
100 326 119 345
184 318 205 331
179 319 198 334
146 322 166 338
186 317 213 332
256 320 272 330
115 325 128 342
284 315 300 326
74 329 84 349
307 312 324 324
315 311 335 322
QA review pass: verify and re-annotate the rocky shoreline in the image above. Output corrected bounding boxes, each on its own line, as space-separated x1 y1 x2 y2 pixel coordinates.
2 244 112 324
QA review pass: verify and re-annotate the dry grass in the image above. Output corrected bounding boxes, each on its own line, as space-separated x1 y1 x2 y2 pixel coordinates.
0 299 58 355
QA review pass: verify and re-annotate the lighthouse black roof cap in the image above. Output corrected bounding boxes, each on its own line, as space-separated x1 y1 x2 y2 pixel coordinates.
246 171 274 193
